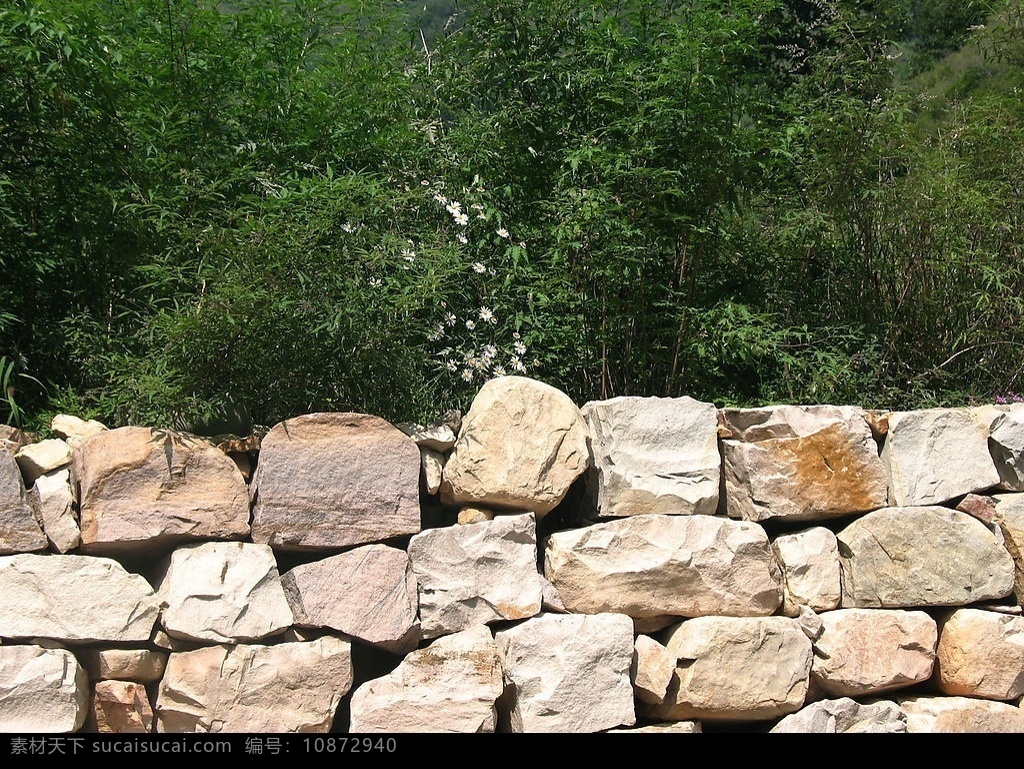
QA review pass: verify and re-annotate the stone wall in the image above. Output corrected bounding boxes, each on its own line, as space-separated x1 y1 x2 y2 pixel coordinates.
2 377 1024 733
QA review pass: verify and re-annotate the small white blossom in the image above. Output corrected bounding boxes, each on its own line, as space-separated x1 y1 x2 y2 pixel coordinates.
446 359 458 372
368 277 382 288
466 319 476 330
445 200 463 216
461 369 474 382
479 307 496 324
427 324 445 341
511 355 526 372
471 203 484 211
445 312 457 327
433 193 448 205
492 365 507 377
454 212 469 226
421 179 431 186
497 227 510 239
472 262 487 274
402 249 416 262
342 222 356 233
513 340 527 355
482 344 497 361
457 233 468 244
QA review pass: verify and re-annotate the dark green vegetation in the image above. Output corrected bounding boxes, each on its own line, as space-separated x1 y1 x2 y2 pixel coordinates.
2 0 1023 430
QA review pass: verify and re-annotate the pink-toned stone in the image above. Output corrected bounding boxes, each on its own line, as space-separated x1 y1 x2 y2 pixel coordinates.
92 680 153 733
898 695 1024 733
632 635 675 705
935 608 1024 700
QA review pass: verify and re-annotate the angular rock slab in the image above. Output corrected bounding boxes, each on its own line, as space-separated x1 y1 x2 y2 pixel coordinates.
349 625 504 733
770 698 907 733
28 468 80 553
158 542 293 644
882 408 1000 506
409 513 543 639
898 695 1024 733
581 396 719 518
0 554 159 642
722 405 887 523
51 414 107 447
0 448 46 554
772 527 841 616
92 680 154 733
251 413 421 550
935 608 1024 700
544 514 782 619
282 543 420 653
15 439 72 486
0 645 88 732
646 616 812 722
74 426 250 554
990 406 1024 491
82 648 167 684
994 493 1024 605
156 636 353 733
632 635 676 705
839 507 1014 608
495 612 635 733
440 376 589 517
810 609 937 697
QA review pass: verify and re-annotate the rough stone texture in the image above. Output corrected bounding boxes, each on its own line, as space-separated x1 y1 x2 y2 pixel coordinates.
0 448 46 554
421 447 445 495
990 406 1024 491
51 414 107 446
722 406 887 523
91 680 154 733
74 426 250 554
398 421 458 452
82 649 167 683
282 544 420 653
0 645 88 732
0 424 27 454
898 695 1024 733
15 439 72 486
155 636 353 733
632 635 676 705
581 396 720 518
544 514 782 619
0 554 159 642
882 408 1000 506
457 506 495 525
838 506 1014 608
440 376 589 517
608 721 702 733
994 493 1024 606
409 513 544 639
349 625 503 733
251 413 421 550
646 616 812 722
28 468 79 553
158 542 293 644
810 609 937 697
772 527 841 616
770 698 907 733
935 608 1024 700
957 493 998 524
495 612 635 733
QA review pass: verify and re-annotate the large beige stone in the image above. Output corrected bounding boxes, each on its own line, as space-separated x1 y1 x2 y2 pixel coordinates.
772 527 841 616
722 406 887 523
0 645 88 732
157 542 293 644
155 636 352 733
632 635 676 705
91 680 154 733
990 406 1024 491
898 695 1024 733
882 408 1000 506
82 648 167 683
771 698 907 733
0 554 159 642
495 612 635 733
810 609 937 697
581 396 719 518
994 493 1024 605
282 544 420 653
838 507 1014 608
647 616 812 722
51 414 107 447
251 413 421 550
440 376 589 517
28 468 79 553
74 426 250 554
544 514 782 619
15 439 71 486
0 448 46 554
935 608 1024 700
409 513 543 639
349 625 503 733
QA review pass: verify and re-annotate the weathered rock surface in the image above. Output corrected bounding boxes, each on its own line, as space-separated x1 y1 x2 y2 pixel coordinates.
882 408 1000 505
421 447 445 495
632 635 676 705
722 406 887 522
0 554 159 642
581 396 719 518
74 426 250 553
990 406 1024 491
51 414 107 446
28 468 79 553
994 493 1024 605
155 636 353 733
0 448 46 554
608 721 702 733
495 612 635 733
838 507 1014 608
440 376 589 517
282 544 420 653
409 513 543 639
646 616 812 722
898 695 1024 733
935 608 1024 700
398 421 458 452
544 514 782 618
15 439 71 486
349 625 503 733
158 542 293 644
810 609 937 697
0 645 88 732
770 698 907 733
457 506 495 524
91 680 153 733
251 413 420 550
81 648 167 683
772 527 841 616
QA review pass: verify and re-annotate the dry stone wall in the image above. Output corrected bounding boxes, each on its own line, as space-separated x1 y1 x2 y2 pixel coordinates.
2 379 1024 733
